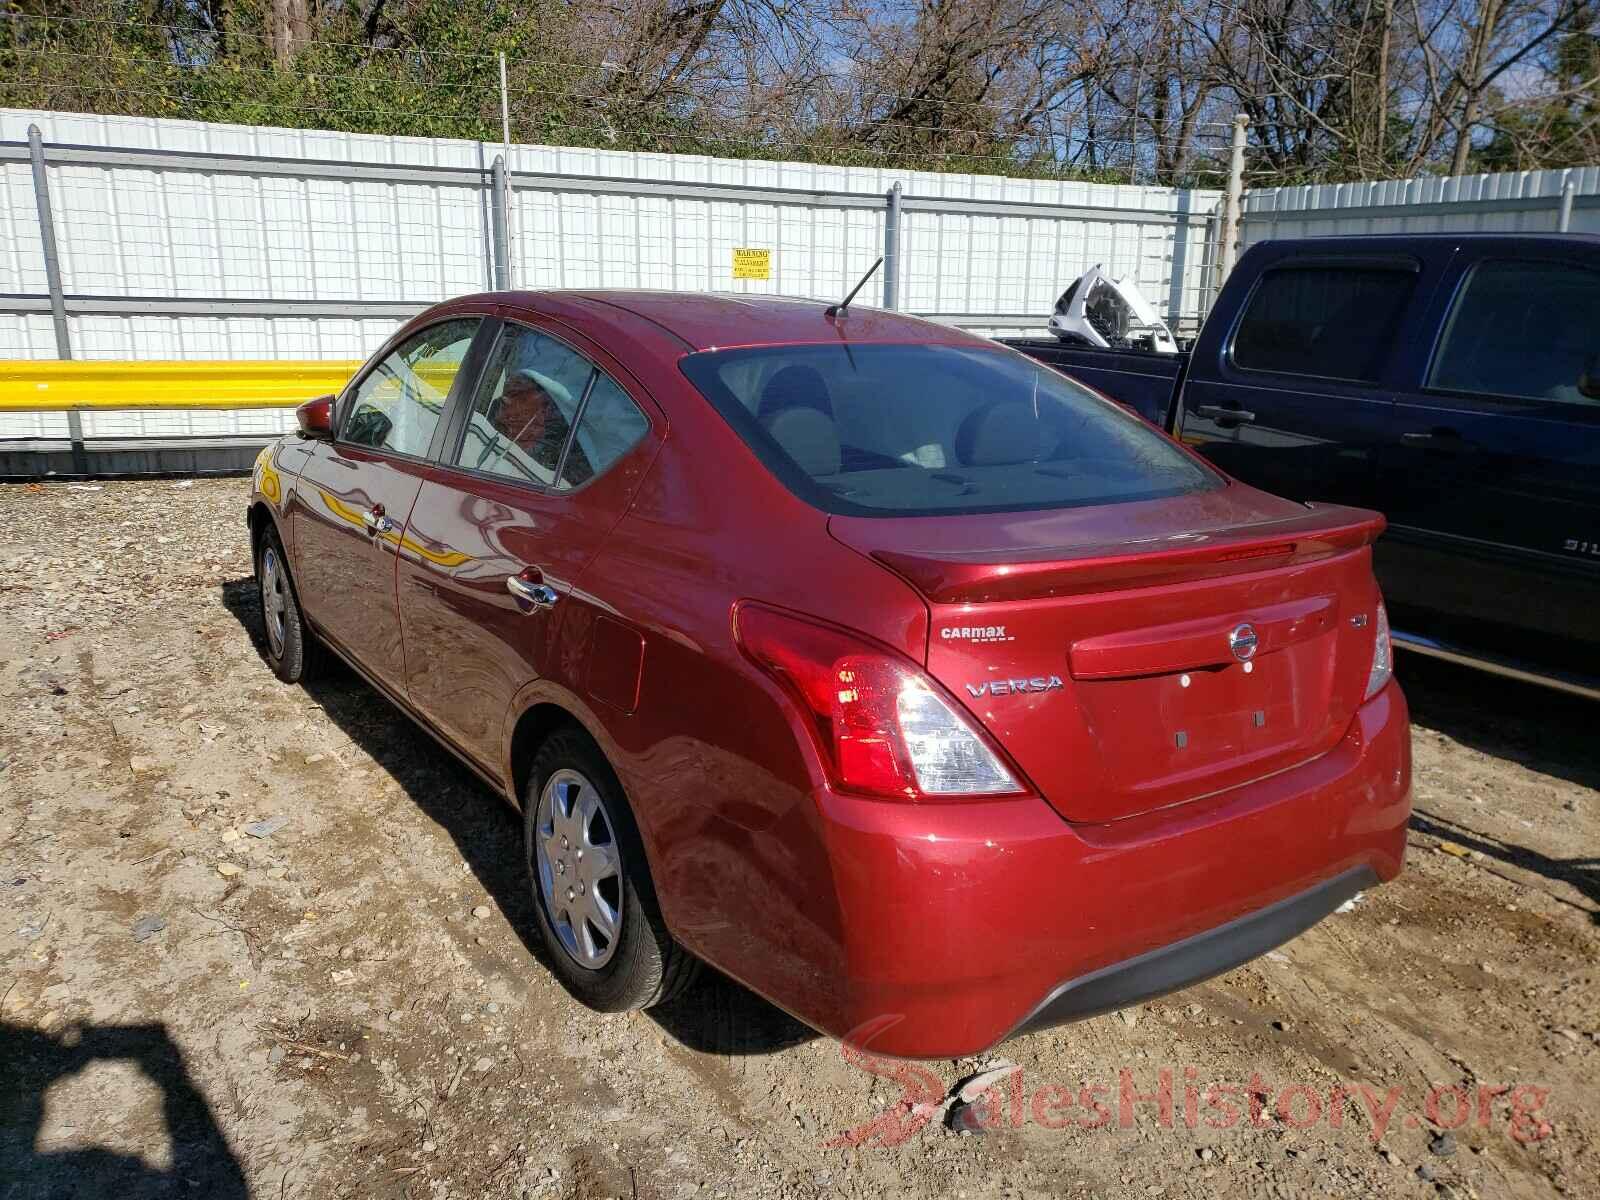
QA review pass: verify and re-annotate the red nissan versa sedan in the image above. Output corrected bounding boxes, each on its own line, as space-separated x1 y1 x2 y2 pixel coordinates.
246 291 1411 1058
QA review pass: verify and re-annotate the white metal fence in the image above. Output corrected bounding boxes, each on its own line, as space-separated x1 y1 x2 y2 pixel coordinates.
1 107 1224 364
1243 165 1600 246
4 105 1596 470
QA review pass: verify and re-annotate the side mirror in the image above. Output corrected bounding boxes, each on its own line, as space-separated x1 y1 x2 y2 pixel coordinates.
296 394 335 439
1580 354 1600 401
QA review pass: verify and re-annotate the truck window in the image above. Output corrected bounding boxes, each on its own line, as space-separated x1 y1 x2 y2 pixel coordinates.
1428 259 1600 407
1230 266 1415 384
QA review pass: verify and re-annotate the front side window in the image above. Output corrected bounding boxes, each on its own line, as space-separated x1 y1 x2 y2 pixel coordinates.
679 343 1216 516
342 318 479 456
1231 266 1415 384
1428 259 1600 406
454 324 650 489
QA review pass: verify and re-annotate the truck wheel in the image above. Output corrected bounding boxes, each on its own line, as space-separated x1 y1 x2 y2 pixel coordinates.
523 728 699 1011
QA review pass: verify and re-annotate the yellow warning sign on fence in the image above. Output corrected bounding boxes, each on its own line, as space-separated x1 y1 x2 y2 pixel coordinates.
732 248 771 280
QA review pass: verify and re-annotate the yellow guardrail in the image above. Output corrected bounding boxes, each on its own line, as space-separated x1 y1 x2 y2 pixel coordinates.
0 360 363 411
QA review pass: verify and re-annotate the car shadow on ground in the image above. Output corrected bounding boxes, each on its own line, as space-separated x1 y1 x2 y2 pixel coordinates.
218 577 815 1057
1397 650 1600 794
1399 651 1598 924
0 1021 248 1200
1410 808 1598 925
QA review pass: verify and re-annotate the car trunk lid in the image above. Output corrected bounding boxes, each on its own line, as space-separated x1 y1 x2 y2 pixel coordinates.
829 485 1386 823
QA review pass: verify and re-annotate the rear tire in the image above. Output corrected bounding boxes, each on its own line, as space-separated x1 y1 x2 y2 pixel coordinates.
523 727 699 1011
254 523 316 684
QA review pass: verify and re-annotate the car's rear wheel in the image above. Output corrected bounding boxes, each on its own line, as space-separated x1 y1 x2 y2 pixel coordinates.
254 524 316 683
523 728 699 1011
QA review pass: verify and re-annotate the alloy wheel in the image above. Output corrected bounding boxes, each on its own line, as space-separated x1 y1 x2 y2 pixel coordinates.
534 768 624 969
260 545 287 657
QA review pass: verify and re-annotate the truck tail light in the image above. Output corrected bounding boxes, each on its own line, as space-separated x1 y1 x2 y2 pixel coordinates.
734 603 1025 801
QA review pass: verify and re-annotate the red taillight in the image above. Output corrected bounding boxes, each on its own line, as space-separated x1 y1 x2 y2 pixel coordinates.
734 603 1025 801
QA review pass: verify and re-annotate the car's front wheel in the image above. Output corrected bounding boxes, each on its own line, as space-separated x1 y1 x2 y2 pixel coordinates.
523 728 699 1011
254 523 316 684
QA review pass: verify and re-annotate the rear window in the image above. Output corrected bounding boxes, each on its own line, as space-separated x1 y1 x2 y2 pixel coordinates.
678 343 1216 516
1428 259 1600 405
1231 265 1415 383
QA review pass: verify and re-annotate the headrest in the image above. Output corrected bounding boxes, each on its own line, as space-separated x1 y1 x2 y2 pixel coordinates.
758 364 832 420
955 403 1042 466
505 369 570 408
764 406 841 477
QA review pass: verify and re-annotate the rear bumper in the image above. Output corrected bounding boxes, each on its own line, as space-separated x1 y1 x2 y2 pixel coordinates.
812 681 1411 1058
1009 864 1376 1038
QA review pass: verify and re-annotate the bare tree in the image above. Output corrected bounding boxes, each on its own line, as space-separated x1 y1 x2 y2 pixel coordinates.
270 0 313 66
5 0 1598 182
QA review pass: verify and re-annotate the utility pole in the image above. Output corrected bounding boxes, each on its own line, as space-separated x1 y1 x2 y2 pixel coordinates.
1375 0 1393 169
1218 113 1249 293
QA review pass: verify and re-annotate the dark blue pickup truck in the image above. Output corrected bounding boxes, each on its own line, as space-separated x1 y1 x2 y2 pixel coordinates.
1010 234 1600 699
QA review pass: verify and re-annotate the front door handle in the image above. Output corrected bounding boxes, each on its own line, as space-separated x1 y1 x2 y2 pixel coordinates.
362 505 396 535
1195 404 1257 424
507 573 560 609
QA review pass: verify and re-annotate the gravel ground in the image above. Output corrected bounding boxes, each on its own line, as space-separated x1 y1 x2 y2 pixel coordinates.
1 477 1595 1200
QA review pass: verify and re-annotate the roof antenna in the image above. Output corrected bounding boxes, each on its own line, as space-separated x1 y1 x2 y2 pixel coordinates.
825 256 884 319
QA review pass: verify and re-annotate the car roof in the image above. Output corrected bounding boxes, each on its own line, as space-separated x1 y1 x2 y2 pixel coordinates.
489 289 994 353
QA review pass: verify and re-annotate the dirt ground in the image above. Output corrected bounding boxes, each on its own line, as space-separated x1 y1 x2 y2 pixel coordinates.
1 477 1595 1200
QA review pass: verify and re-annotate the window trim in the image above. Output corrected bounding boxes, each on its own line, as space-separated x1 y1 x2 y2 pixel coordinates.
1421 256 1600 409
435 316 653 496
1223 257 1421 387
334 315 486 465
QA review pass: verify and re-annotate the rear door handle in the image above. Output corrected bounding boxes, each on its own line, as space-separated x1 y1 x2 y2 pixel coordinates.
506 572 559 610
1195 405 1256 424
1400 428 1472 452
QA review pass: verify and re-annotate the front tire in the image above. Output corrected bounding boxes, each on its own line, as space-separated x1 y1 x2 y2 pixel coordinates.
523 728 699 1011
254 524 316 684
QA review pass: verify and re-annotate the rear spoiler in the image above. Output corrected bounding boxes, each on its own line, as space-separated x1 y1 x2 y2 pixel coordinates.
873 511 1385 605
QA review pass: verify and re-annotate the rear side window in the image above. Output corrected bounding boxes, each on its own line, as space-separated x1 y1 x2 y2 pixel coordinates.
342 318 479 456
1231 266 1415 383
1429 259 1600 406
453 323 650 489
679 343 1216 517
561 374 652 488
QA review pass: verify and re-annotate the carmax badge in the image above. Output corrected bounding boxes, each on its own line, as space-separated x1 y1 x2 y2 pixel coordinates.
966 676 1064 698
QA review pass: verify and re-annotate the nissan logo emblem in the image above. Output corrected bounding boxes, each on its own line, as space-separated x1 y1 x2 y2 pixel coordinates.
1229 623 1259 662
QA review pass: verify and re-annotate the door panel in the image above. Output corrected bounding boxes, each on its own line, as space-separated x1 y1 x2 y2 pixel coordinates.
397 318 664 773
289 317 483 692
1180 258 1436 510
292 447 428 689
1378 252 1600 649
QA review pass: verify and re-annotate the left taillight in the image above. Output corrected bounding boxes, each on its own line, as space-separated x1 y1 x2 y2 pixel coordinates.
1365 600 1392 699
733 602 1025 801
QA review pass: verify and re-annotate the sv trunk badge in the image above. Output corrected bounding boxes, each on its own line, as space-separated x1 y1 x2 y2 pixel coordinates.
1228 623 1259 662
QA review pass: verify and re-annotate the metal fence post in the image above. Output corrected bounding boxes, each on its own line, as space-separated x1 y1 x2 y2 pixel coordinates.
1558 177 1576 233
28 124 87 473
491 154 510 291
1217 114 1249 296
498 51 515 287
27 125 71 361
883 182 902 310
